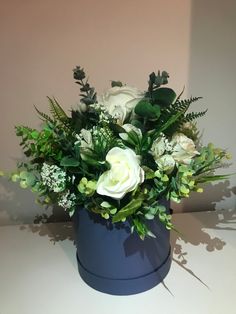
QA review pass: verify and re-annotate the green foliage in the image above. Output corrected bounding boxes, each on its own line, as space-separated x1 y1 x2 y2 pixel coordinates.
182 110 208 123
168 166 196 203
142 203 173 230
73 66 97 105
171 96 202 113
151 88 176 106
131 217 155 240
5 65 231 240
135 100 161 119
156 96 205 135
112 195 144 223
147 70 169 101
34 106 54 124
47 97 69 125
78 177 97 196
60 156 80 167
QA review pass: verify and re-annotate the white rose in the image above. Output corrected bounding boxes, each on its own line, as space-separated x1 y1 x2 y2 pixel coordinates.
156 154 175 174
98 86 143 125
119 124 142 141
150 136 166 160
96 147 144 199
171 133 199 165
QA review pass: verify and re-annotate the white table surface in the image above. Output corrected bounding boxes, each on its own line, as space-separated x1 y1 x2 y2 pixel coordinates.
0 209 235 314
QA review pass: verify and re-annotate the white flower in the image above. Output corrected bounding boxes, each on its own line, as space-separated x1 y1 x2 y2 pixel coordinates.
77 102 87 114
40 163 66 192
79 129 93 160
119 124 142 141
150 136 166 160
171 133 199 165
181 122 193 130
80 129 93 146
96 147 144 199
58 190 77 214
156 154 175 173
98 86 143 125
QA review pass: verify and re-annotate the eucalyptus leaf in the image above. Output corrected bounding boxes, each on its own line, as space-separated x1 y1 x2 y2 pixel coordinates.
152 88 176 106
145 213 154 220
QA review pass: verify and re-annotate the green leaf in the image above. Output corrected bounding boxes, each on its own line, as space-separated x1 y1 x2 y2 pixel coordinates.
145 213 154 220
196 174 232 183
152 105 161 118
127 130 140 145
140 135 152 152
110 208 117 215
101 201 111 208
112 197 144 223
142 166 155 179
152 88 176 106
19 181 28 189
130 119 143 130
11 173 20 182
134 100 160 119
31 130 39 139
153 110 183 138
19 171 28 180
60 156 80 167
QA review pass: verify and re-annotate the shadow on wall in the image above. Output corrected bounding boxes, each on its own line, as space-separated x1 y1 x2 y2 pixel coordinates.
0 177 69 225
171 208 236 289
172 180 236 212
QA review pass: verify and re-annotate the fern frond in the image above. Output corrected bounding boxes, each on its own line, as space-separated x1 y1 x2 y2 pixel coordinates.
171 96 202 114
47 97 68 121
34 105 54 123
47 97 71 129
182 109 208 123
157 96 204 135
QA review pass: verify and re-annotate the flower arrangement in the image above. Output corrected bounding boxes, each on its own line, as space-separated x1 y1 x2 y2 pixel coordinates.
8 66 231 239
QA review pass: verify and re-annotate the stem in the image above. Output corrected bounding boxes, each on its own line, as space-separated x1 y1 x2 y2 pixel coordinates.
117 199 121 210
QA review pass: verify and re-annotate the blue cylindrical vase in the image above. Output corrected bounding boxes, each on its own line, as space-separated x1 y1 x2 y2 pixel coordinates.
73 200 171 295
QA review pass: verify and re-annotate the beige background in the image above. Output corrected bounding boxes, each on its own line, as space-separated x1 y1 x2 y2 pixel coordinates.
0 0 235 225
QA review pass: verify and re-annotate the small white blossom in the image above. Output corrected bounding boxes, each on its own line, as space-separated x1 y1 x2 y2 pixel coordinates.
151 133 174 161
89 102 111 123
150 134 166 160
164 138 173 152
156 154 175 174
40 163 66 192
58 191 77 211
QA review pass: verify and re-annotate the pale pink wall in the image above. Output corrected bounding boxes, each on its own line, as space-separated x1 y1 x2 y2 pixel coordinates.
1 0 235 224
0 0 191 224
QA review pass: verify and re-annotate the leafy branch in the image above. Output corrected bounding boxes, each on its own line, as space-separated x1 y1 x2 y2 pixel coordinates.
73 66 97 105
